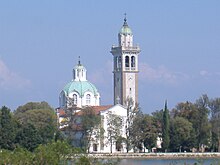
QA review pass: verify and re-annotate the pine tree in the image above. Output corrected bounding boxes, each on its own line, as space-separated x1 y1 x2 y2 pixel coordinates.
162 100 170 152
0 106 18 150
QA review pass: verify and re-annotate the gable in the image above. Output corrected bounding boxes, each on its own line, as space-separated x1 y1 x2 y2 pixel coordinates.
101 104 127 117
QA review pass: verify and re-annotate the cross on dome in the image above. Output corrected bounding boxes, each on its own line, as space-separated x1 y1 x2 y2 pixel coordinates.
123 13 128 26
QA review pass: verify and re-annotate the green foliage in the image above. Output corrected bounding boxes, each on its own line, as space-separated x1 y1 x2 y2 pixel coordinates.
162 101 170 152
0 141 80 165
143 114 158 150
0 147 34 164
34 140 73 164
14 102 58 146
9 147 34 164
125 98 139 152
130 111 159 152
130 111 144 151
0 106 18 150
170 117 194 151
15 101 53 114
151 109 163 133
15 123 42 151
172 95 211 150
106 111 123 153
76 156 91 165
209 97 220 151
195 94 211 148
80 107 101 152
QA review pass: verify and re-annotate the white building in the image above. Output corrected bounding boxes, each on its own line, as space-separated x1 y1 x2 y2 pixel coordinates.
88 104 128 153
57 17 143 153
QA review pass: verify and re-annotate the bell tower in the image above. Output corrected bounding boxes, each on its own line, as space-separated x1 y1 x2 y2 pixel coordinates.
110 15 140 106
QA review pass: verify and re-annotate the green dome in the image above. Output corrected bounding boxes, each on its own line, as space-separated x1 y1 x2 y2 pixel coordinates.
63 80 99 97
119 26 132 35
119 18 132 35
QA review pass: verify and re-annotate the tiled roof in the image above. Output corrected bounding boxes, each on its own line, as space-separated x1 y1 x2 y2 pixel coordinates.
76 105 113 115
92 105 113 114
57 105 113 116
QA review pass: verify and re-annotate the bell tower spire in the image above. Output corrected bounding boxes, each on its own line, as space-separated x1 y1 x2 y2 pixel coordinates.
111 15 141 106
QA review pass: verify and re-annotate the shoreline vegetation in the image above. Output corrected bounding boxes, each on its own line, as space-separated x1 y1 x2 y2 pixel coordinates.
84 152 220 159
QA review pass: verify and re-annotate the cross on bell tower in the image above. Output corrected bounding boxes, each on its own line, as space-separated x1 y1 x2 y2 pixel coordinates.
110 15 141 106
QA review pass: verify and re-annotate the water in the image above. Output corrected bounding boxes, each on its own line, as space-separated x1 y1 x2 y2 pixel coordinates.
119 158 220 165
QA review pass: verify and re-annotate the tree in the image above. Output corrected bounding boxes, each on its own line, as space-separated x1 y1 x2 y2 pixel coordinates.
124 97 139 152
80 107 101 152
15 123 42 151
0 106 18 150
169 117 194 152
151 109 163 133
34 141 74 164
143 114 158 151
106 111 123 153
130 111 158 152
14 102 58 144
209 97 220 151
195 94 211 151
171 95 211 151
171 101 199 149
130 111 145 152
162 100 170 152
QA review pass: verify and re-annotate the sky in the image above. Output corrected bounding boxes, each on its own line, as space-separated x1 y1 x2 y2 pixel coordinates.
0 0 220 114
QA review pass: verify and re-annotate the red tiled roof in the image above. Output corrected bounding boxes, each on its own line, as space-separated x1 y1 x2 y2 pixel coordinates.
58 109 65 116
76 105 113 115
57 105 113 116
91 105 113 114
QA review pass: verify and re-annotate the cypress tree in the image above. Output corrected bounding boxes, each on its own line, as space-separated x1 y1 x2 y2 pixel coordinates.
162 100 170 152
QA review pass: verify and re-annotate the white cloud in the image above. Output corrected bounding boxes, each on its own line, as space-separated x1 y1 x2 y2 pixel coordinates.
199 70 220 82
139 62 189 84
0 59 31 89
199 70 220 77
200 70 209 76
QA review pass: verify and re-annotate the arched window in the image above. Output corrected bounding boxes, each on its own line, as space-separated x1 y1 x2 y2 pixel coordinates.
73 94 77 105
86 94 91 105
131 56 135 70
125 56 129 68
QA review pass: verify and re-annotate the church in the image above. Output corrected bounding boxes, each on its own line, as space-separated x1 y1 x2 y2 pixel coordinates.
57 16 141 153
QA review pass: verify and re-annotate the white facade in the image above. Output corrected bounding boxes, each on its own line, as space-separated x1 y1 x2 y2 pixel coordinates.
88 104 128 153
111 17 140 106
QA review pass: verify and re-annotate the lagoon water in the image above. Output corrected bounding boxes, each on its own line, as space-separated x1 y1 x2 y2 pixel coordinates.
119 158 220 165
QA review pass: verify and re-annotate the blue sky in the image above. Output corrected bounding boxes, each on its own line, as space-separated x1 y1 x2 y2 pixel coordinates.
0 0 220 114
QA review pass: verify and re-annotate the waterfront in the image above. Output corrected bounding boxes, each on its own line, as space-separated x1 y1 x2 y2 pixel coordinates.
119 158 220 165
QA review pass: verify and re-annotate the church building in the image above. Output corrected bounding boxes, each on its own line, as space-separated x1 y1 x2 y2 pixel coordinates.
57 17 141 153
